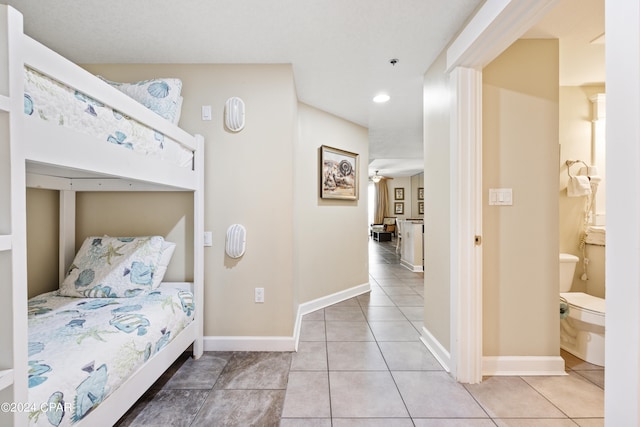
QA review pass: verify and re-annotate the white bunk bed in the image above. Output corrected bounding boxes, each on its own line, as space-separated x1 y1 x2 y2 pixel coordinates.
0 6 204 427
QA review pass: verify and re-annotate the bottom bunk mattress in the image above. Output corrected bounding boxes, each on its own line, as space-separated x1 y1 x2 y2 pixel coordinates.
27 285 195 426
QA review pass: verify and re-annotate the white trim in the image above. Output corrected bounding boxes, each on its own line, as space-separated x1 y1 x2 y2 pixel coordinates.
204 282 371 352
604 0 640 423
420 326 451 372
192 135 205 358
295 282 370 350
24 119 197 191
445 0 561 385
449 66 483 384
26 173 71 190
297 282 371 316
26 173 184 192
5 7 29 422
204 336 296 352
447 0 561 71
482 356 567 376
59 190 75 283
400 259 424 272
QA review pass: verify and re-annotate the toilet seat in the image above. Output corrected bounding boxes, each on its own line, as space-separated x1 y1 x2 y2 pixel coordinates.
560 292 605 327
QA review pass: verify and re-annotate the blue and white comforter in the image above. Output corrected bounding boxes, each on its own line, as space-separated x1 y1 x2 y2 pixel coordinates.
27 286 195 426
23 67 193 168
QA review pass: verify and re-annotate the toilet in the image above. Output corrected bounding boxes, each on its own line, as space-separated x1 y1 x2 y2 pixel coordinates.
559 253 605 366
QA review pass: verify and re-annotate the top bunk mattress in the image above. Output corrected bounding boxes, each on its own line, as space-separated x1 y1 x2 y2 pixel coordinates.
23 67 194 169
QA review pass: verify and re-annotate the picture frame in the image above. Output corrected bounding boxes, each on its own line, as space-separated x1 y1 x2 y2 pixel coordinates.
394 187 404 200
418 187 424 200
419 201 424 215
394 202 404 215
320 145 359 200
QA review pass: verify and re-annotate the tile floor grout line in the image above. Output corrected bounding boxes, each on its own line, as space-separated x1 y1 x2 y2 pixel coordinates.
362 259 421 425
122 239 603 425
517 374 574 421
187 354 229 427
323 309 336 426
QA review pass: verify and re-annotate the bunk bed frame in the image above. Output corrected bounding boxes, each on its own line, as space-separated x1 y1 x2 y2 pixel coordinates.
0 6 204 426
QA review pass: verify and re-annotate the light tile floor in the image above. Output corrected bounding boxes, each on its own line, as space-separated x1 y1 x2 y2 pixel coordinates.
116 239 604 426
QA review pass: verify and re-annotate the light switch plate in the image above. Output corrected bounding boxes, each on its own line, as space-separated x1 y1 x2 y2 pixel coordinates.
489 188 513 206
203 231 213 247
201 105 212 121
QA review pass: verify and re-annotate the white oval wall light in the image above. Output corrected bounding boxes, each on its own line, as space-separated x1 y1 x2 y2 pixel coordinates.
225 224 246 258
225 97 245 132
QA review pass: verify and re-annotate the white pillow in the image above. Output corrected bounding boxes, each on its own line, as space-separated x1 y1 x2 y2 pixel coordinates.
151 241 176 289
60 235 164 298
100 76 183 125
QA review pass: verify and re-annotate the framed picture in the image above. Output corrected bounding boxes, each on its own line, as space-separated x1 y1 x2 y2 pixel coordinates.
320 145 359 200
418 187 424 200
394 187 404 200
419 202 424 215
394 202 404 215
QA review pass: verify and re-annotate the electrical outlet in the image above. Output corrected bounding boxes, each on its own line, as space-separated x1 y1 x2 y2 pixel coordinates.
254 287 265 303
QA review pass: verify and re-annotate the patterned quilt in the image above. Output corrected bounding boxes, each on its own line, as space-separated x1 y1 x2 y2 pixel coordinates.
23 67 193 168
27 286 195 426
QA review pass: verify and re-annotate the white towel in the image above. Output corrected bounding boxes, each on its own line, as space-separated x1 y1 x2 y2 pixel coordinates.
588 175 602 185
567 176 592 197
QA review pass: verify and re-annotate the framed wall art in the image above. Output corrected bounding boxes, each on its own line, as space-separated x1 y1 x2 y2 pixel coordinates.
394 187 404 200
320 145 359 200
419 201 424 215
394 202 404 215
418 187 424 200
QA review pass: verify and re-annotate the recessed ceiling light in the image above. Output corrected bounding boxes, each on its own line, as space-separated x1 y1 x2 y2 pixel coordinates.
373 94 390 103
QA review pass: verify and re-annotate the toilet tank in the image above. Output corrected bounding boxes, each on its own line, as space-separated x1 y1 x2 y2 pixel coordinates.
559 253 579 292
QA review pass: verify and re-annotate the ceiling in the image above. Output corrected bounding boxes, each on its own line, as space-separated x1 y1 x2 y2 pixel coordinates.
6 0 603 179
524 0 604 87
5 0 482 171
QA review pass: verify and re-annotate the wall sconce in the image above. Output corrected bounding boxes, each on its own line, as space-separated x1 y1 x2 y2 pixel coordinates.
224 97 245 132
225 224 246 258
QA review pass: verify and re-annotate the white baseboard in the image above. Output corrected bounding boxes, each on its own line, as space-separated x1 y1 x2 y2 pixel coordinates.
203 336 296 352
482 356 567 376
420 326 451 372
294 282 371 350
400 259 424 272
297 282 371 317
203 282 371 353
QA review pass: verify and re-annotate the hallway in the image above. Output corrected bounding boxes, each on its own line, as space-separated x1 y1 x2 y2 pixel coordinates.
116 240 604 426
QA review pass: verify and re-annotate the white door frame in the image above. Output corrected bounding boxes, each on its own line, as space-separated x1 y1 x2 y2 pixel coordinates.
603 1 640 424
445 0 561 383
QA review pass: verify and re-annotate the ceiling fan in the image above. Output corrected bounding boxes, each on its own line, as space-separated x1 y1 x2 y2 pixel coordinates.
369 170 392 183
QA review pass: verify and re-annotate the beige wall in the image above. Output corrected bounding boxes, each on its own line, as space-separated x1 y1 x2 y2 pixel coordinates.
26 189 58 297
75 192 195 281
388 176 411 220
295 103 369 303
82 63 297 337
482 39 560 356
411 173 425 219
25 63 368 339
387 173 424 220
423 51 451 351
559 85 605 293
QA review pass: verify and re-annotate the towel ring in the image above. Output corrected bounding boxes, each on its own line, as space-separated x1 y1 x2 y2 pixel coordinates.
566 160 589 178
